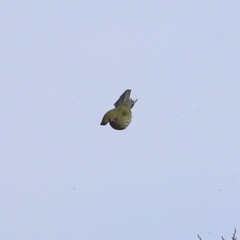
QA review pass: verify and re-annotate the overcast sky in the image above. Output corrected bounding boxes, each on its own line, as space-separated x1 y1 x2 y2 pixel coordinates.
1 1 240 239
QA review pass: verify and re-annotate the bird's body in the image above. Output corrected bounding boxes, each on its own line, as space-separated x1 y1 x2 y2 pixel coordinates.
100 89 137 130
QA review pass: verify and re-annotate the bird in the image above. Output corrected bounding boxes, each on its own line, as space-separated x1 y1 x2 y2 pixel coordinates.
100 89 137 130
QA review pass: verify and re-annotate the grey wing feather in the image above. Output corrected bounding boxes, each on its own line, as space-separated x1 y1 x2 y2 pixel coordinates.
114 89 137 109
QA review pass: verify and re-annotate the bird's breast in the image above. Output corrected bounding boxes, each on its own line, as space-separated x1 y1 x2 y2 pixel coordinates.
109 115 132 130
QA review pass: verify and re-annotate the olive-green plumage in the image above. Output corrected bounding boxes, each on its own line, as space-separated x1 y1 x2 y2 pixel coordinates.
100 89 137 130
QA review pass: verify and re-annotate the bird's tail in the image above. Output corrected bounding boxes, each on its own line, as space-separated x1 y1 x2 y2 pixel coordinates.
114 89 137 109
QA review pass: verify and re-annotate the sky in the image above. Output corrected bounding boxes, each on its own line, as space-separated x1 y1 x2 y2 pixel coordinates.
1 1 240 239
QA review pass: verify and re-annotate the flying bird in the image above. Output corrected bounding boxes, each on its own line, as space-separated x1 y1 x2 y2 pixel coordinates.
100 89 137 130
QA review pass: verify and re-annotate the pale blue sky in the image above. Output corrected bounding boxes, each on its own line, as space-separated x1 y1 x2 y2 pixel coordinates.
1 1 240 239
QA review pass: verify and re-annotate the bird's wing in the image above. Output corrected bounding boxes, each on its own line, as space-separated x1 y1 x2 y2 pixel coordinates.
114 89 131 108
